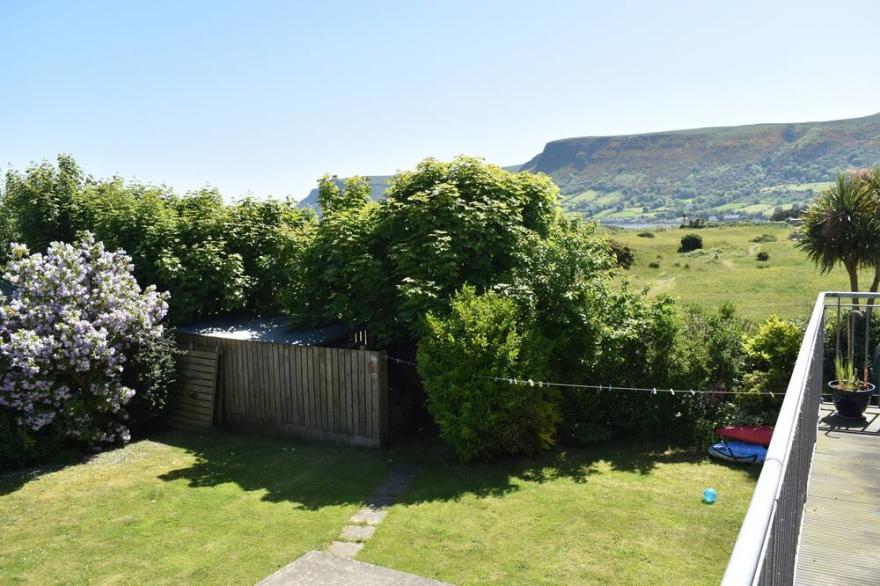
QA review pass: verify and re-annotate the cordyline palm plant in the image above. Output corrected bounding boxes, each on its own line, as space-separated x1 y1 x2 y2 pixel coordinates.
797 171 880 305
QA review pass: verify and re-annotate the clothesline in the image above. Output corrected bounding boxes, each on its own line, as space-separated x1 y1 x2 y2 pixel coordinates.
385 355 787 397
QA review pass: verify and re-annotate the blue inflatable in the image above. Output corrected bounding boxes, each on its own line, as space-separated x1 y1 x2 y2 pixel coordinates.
708 440 767 465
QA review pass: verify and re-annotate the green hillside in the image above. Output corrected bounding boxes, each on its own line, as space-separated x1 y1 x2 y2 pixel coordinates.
524 113 880 221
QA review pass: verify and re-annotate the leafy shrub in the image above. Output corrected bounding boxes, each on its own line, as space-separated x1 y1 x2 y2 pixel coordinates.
609 239 634 269
648 261 660 269
751 234 777 243
637 231 655 238
0 408 71 470
0 197 17 267
0 234 170 448
560 301 751 447
756 251 770 261
417 287 559 461
678 233 703 253
122 330 178 432
674 303 748 393
739 315 802 416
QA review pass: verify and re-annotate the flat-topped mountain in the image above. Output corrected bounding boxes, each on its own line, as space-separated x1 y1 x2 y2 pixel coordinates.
522 112 880 220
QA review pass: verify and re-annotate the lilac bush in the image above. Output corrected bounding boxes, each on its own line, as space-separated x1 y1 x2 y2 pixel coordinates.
0 233 169 444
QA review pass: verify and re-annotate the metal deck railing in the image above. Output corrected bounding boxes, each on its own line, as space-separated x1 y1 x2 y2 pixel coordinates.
722 291 880 585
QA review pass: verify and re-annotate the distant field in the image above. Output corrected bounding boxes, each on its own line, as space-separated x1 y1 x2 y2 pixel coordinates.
609 223 851 322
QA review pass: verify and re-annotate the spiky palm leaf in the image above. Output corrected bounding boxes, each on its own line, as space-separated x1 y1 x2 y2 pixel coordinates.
796 171 880 277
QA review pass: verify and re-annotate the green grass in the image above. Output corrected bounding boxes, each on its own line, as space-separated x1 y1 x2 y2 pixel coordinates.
0 432 389 584
609 224 850 321
361 441 757 585
0 433 756 585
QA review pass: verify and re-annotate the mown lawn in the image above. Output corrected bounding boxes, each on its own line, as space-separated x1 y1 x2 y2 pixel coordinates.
610 224 850 321
0 432 389 584
361 441 757 585
0 432 756 585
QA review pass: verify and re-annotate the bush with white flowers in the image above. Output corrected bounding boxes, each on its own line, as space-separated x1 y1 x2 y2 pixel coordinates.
0 233 169 444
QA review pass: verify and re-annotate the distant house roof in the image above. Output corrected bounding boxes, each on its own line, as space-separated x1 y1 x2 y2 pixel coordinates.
176 315 354 346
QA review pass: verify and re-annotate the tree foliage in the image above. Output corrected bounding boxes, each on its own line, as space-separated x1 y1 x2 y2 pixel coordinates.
3 154 83 252
3 155 316 323
283 157 562 346
797 170 880 292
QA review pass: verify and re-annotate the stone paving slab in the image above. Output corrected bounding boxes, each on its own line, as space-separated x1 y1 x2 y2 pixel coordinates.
327 541 363 558
340 524 375 542
350 507 388 525
257 550 450 586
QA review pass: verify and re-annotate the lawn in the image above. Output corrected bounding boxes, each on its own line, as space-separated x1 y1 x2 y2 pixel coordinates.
610 223 850 321
0 432 389 584
0 432 757 585
362 440 757 585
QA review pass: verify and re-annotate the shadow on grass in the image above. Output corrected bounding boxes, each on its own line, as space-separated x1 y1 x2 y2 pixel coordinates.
0 448 89 497
383 433 762 503
154 429 758 508
156 430 390 510
1 429 759 506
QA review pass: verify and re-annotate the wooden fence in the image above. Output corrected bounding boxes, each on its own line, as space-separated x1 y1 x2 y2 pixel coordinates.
176 333 388 448
167 348 219 431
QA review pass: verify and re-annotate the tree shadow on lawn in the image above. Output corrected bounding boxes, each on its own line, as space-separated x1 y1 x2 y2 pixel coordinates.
0 448 97 497
386 433 761 503
156 430 391 511
153 429 758 509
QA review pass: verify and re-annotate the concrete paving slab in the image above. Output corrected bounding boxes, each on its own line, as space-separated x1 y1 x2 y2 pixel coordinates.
340 524 376 542
257 550 450 586
350 507 388 525
326 541 363 558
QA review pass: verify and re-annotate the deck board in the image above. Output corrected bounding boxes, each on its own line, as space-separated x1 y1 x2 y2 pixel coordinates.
795 403 880 585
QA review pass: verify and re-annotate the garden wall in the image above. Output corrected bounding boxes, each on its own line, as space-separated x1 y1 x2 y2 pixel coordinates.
176 333 389 448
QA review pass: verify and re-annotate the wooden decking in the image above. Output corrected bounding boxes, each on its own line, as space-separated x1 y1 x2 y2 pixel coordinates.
795 403 880 585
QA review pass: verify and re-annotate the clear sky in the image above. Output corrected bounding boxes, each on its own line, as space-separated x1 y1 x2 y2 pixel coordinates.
2 0 879 201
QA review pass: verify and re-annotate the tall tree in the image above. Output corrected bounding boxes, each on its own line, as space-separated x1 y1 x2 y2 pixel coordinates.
797 171 880 300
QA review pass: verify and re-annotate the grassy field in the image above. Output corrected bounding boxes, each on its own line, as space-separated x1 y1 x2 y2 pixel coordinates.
361 440 757 585
0 432 756 585
0 432 389 584
609 223 851 322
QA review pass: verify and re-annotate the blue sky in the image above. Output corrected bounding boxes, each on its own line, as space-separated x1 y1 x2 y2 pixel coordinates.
2 0 879 200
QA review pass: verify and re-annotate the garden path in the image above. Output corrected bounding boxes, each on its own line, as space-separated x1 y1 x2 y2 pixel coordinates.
257 467 447 585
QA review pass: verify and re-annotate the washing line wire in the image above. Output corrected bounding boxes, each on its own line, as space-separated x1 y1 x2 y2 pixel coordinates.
385 355 785 397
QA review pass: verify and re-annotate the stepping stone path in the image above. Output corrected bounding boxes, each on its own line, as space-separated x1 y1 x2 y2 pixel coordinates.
328 466 415 559
259 467 451 585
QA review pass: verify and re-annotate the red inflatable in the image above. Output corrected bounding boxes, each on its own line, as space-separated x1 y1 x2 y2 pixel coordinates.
714 425 773 447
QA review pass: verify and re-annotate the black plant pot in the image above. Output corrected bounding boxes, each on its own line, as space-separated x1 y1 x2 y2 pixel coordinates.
828 381 876 419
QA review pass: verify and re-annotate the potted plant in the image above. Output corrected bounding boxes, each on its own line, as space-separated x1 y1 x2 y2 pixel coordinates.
828 356 875 419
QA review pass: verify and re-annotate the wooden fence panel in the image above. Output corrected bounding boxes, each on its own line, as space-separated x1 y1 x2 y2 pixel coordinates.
173 334 388 447
167 348 219 431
